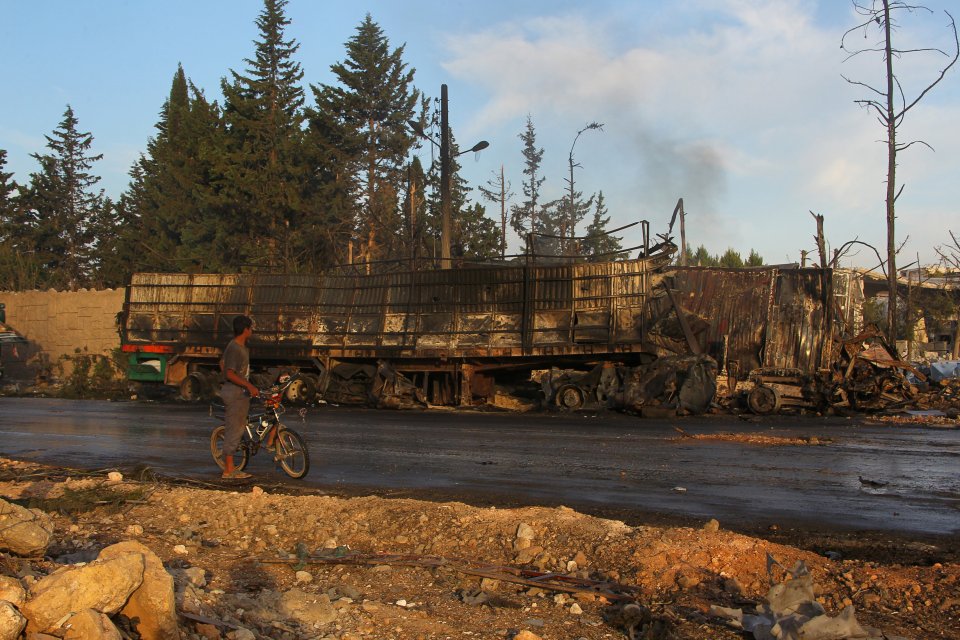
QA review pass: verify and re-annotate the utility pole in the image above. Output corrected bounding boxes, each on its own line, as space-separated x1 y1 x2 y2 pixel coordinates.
439 84 452 268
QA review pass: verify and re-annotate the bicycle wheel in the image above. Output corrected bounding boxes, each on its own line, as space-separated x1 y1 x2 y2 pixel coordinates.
210 425 250 471
275 427 309 479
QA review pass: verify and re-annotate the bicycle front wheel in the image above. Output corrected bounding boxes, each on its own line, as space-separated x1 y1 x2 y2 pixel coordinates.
211 425 250 471
275 427 309 479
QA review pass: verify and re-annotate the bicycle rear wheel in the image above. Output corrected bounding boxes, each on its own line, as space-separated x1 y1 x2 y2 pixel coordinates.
275 427 309 479
211 425 250 471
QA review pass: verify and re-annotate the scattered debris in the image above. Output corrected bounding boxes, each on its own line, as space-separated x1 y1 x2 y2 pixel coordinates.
710 554 905 640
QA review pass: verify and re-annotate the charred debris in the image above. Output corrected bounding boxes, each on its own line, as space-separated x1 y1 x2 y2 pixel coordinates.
121 224 955 418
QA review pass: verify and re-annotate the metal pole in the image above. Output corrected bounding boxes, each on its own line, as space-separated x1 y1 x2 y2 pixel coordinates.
440 84 451 269
678 198 686 266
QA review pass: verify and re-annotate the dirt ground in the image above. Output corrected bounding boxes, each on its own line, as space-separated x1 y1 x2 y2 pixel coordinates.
0 457 957 640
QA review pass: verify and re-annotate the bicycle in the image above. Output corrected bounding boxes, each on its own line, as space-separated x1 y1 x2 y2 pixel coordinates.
210 375 310 479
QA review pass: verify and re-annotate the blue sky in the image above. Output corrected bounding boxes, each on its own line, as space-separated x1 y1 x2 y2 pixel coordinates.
2 0 959 268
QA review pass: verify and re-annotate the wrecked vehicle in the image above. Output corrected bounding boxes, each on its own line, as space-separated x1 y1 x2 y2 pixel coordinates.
118 224 685 409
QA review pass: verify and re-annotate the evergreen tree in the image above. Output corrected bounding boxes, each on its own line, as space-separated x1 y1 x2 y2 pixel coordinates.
0 150 16 233
581 191 622 261
220 0 307 270
746 249 764 267
510 115 546 254
0 150 44 290
691 245 718 267
19 105 107 289
718 248 744 268
310 14 420 265
116 66 224 274
453 202 500 260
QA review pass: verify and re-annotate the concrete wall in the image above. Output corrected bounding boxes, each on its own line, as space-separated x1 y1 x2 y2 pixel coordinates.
0 289 125 380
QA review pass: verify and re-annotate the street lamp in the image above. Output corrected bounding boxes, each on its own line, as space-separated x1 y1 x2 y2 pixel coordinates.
409 84 489 268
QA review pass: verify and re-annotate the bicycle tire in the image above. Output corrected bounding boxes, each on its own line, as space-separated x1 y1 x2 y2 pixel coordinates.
275 427 309 479
210 425 250 472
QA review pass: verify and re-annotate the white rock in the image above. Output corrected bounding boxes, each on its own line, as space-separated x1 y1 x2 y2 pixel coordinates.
107 471 123 483
295 571 313 584
570 603 583 615
173 545 188 555
516 523 535 540
183 567 207 587
396 599 407 607
125 524 144 536
0 600 26 640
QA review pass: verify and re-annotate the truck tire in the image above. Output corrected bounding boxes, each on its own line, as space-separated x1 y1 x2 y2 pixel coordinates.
285 376 316 405
179 373 208 403
555 384 585 410
747 384 781 415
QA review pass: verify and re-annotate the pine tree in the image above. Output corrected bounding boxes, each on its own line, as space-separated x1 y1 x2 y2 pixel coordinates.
310 14 420 266
746 249 764 266
220 0 307 270
453 203 500 260
718 248 744 268
0 150 44 290
581 191 622 261
20 105 107 289
510 116 546 254
115 66 224 274
691 245 718 267
0 150 18 241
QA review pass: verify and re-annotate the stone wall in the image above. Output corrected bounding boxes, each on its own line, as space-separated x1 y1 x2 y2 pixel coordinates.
0 289 125 380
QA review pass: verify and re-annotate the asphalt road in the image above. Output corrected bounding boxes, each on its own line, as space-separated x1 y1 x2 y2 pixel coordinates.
1 397 957 537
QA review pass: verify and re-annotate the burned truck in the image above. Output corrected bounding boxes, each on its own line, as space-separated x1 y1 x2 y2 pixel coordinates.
119 232 680 408
120 229 874 414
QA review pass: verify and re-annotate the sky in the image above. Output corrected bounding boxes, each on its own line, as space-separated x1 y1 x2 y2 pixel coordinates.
2 0 959 269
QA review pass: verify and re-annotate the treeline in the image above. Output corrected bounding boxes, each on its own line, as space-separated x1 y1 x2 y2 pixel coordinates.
0 0 624 292
681 245 765 268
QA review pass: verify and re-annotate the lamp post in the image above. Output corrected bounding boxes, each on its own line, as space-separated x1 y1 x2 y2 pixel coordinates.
410 84 489 268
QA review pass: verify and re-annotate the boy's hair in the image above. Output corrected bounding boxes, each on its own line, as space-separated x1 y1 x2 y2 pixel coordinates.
232 315 253 336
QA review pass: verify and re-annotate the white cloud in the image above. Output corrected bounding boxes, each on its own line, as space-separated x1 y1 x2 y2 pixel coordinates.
439 0 960 265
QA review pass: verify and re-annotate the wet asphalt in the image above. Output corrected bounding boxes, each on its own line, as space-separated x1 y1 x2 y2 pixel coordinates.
0 397 957 536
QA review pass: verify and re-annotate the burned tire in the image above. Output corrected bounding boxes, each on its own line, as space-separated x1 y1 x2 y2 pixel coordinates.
284 376 316 405
555 384 585 410
747 384 781 415
179 374 205 403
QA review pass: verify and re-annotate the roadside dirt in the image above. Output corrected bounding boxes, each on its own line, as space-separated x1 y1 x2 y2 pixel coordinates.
0 457 957 640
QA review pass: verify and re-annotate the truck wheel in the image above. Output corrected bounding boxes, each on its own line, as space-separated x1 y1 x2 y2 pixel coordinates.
555 384 585 410
285 376 317 405
179 373 206 403
747 384 781 415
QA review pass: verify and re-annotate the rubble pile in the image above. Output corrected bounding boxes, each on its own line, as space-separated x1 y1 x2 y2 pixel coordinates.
0 461 956 640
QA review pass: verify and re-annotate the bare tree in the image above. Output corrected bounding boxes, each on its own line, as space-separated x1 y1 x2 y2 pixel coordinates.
841 0 958 345
560 122 603 255
934 230 960 358
478 165 513 259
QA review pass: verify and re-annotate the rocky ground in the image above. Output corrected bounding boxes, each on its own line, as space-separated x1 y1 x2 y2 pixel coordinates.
0 457 957 640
